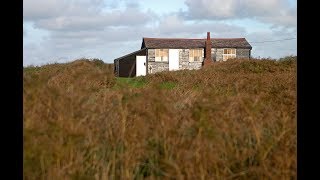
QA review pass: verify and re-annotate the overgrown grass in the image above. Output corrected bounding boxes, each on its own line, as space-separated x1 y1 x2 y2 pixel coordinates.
24 56 296 179
159 81 176 89
115 77 147 88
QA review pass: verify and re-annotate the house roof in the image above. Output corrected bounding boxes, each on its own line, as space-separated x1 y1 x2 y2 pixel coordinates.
141 38 252 49
114 48 147 61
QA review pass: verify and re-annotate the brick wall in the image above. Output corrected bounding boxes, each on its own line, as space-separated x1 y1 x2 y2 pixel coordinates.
148 62 169 74
212 48 250 61
214 48 224 61
179 49 203 70
147 48 251 74
147 49 203 74
147 49 169 73
236 49 251 59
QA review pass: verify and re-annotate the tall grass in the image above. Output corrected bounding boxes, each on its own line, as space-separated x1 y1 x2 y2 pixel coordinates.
24 57 296 179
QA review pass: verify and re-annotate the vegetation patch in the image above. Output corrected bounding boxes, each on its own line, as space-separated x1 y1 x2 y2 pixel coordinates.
159 81 177 89
24 56 296 179
115 77 147 88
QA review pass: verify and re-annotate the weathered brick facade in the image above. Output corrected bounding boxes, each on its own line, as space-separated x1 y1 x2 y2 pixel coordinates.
236 49 251 59
147 49 169 74
147 49 204 74
148 49 155 62
179 49 203 70
210 48 250 62
146 48 251 74
212 48 224 62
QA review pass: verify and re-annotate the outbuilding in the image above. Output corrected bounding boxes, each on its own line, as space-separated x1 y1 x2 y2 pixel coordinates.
114 32 252 77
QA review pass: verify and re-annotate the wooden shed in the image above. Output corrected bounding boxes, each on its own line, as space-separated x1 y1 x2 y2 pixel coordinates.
114 48 147 77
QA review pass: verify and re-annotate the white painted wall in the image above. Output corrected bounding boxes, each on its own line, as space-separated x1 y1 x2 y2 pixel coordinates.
169 49 179 71
136 56 146 76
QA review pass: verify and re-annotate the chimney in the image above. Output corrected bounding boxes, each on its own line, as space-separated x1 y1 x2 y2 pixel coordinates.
203 32 213 66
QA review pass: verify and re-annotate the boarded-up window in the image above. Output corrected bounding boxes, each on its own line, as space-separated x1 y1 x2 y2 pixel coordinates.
222 48 236 61
189 49 203 62
155 49 169 62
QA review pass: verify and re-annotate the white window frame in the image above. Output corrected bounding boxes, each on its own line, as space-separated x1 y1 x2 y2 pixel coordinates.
222 48 236 61
189 48 203 62
155 49 169 62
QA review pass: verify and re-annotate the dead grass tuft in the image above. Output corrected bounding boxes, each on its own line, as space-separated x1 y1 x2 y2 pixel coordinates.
24 56 296 179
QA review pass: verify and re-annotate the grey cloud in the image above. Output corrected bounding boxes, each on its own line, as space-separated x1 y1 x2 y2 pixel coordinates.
24 43 55 66
48 27 151 47
33 9 154 31
259 8 297 28
46 15 248 53
23 0 106 21
23 0 68 20
157 15 247 37
180 0 296 27
104 0 139 8
23 25 153 66
246 30 296 58
182 0 238 19
23 38 142 66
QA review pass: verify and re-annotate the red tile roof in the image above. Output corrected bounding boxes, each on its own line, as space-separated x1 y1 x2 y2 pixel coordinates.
141 37 252 49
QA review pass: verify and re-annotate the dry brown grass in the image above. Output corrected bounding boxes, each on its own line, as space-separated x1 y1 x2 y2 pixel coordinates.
23 57 296 179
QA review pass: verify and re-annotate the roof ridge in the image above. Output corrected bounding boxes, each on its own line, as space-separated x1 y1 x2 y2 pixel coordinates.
212 38 245 39
143 37 246 40
143 37 204 40
142 37 252 49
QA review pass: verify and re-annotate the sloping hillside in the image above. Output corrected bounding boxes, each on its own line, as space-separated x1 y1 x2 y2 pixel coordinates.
23 57 296 179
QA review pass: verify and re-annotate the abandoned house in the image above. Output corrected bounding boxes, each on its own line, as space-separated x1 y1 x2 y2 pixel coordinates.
114 32 252 77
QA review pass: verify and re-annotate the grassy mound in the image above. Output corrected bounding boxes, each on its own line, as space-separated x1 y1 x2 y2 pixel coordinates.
23 57 296 179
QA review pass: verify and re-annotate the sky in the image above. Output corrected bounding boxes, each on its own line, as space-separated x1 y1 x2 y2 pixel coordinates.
23 0 297 66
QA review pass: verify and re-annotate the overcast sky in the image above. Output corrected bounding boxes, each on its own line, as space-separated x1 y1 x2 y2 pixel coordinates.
23 0 297 66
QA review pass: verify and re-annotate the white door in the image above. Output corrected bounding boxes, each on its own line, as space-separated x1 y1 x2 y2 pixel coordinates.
136 56 146 76
169 49 179 71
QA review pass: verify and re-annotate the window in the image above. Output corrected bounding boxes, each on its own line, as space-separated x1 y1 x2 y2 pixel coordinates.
189 49 203 62
222 48 236 61
155 49 169 62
